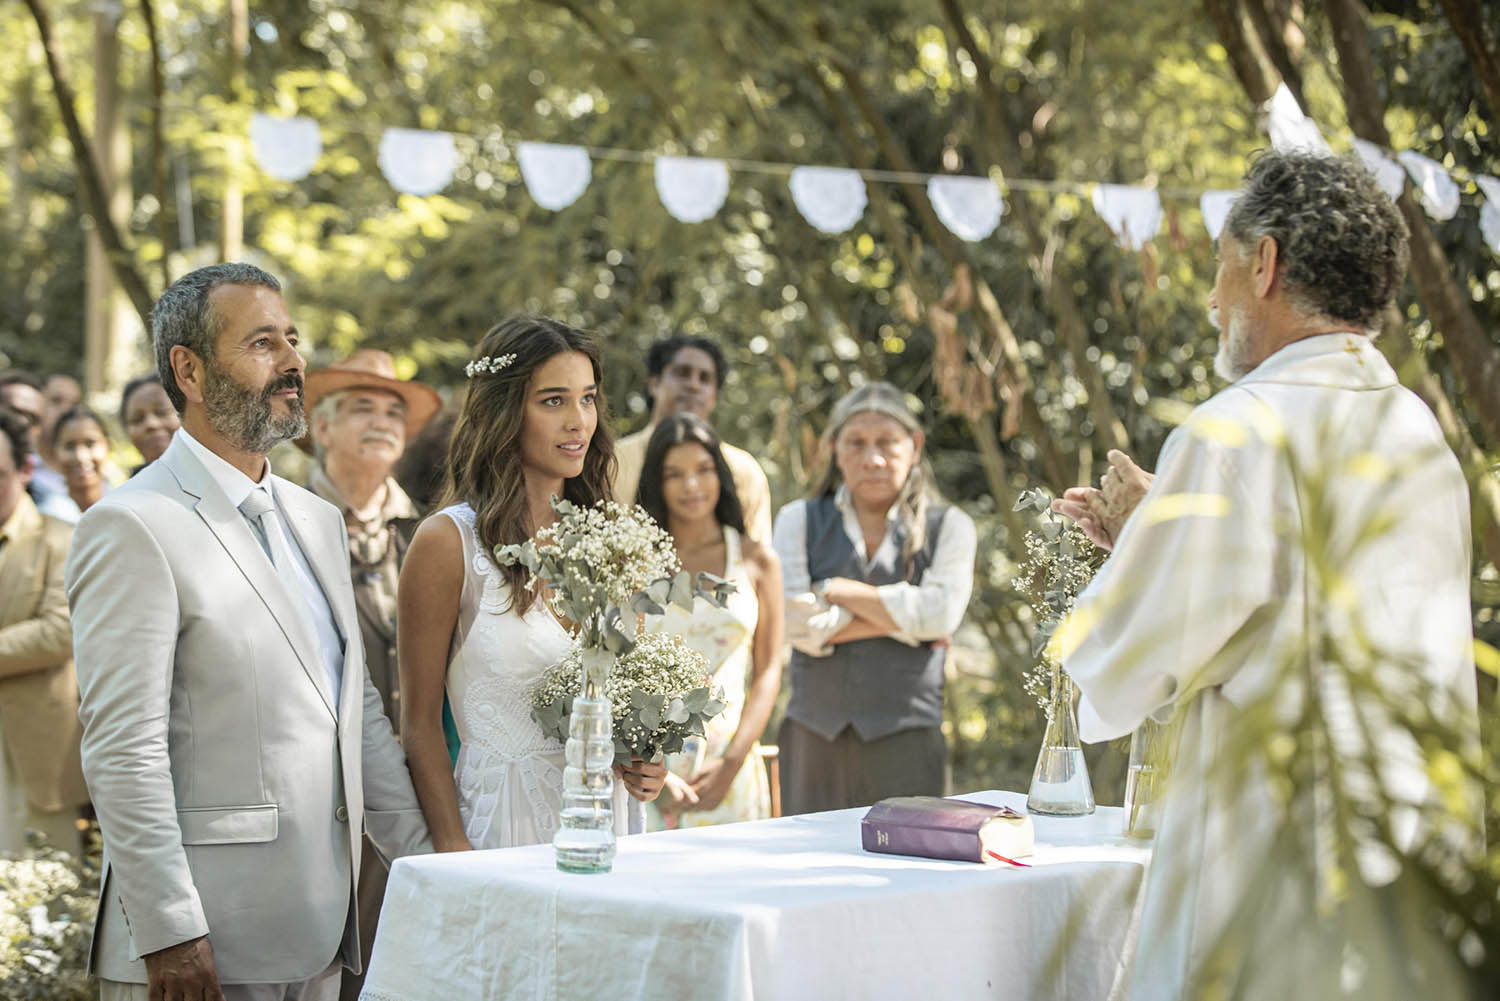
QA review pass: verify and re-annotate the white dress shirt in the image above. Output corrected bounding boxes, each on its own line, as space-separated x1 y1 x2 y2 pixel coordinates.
175 428 345 698
772 486 977 656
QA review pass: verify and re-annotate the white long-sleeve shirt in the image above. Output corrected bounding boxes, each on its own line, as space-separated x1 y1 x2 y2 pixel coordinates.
772 487 976 656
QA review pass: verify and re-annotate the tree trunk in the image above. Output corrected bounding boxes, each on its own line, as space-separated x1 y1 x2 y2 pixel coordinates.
220 0 248 262
1203 0 1286 104
1437 0 1500 119
140 0 172 289
1326 0 1500 449
22 0 154 332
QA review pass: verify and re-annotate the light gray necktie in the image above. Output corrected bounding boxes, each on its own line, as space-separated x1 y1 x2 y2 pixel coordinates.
239 489 318 643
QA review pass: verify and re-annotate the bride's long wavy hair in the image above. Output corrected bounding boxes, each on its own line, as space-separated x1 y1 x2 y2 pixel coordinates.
440 316 615 615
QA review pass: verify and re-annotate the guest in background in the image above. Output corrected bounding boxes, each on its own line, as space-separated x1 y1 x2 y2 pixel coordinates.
0 406 87 857
393 408 458 515
119 373 180 473
51 406 113 515
301 348 440 1001
0 371 78 523
611 335 772 543
43 374 82 432
636 414 783 828
772 383 976 815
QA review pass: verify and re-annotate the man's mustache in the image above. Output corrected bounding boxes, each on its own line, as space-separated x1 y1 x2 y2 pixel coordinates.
262 373 304 401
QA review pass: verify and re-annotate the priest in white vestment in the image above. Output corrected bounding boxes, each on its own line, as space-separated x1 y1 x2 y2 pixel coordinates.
1055 151 1482 1001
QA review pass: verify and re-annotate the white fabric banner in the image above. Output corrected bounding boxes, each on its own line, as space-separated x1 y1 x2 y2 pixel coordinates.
1199 190 1240 242
1476 175 1500 254
655 156 731 223
517 142 593 210
1396 150 1460 221
378 128 459 196
927 175 1004 241
1350 138 1407 200
1267 83 1332 156
249 114 322 182
788 166 868 234
1092 184 1162 250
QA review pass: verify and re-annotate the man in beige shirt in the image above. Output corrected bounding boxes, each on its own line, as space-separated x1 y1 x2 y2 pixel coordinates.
612 335 772 543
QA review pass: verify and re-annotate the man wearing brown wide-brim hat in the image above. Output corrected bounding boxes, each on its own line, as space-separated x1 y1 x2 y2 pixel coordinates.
301 348 439 1001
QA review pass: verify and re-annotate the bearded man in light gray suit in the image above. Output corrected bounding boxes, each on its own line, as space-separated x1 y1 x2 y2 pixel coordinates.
66 263 432 1001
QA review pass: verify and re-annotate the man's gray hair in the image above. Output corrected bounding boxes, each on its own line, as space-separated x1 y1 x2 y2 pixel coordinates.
152 262 281 412
309 389 348 462
1222 151 1408 332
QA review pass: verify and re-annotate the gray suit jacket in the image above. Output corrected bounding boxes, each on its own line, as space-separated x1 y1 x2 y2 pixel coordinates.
65 434 431 985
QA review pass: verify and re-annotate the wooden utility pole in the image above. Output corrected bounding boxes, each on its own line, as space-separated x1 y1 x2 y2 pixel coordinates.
84 0 139 399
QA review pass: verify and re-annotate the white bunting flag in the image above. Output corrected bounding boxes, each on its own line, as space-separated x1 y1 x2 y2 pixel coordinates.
249 114 322 182
1396 151 1460 221
1350 137 1407 200
1267 84 1332 156
1199 190 1240 242
789 166 868 234
1092 184 1162 250
927 175 1004 242
378 128 459 196
654 156 731 223
517 142 593 210
1476 175 1500 254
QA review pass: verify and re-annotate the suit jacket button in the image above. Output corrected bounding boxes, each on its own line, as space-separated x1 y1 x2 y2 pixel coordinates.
335 805 349 823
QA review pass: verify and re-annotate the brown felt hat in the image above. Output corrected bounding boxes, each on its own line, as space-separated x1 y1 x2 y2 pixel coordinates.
296 349 442 454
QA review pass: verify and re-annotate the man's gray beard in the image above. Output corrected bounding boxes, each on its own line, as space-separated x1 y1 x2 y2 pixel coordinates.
1210 306 1256 382
202 362 307 455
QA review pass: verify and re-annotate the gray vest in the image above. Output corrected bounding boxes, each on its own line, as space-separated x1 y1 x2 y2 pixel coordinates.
786 495 948 741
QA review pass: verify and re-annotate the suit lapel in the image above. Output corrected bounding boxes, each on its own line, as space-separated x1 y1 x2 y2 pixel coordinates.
161 439 338 720
276 479 361 727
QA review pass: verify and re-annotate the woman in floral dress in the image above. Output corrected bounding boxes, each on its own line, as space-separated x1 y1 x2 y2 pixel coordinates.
636 413 784 827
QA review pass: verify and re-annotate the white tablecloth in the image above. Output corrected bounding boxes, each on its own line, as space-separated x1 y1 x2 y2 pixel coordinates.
360 791 1149 1001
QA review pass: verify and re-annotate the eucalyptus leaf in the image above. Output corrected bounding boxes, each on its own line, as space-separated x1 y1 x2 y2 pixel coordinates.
683 687 710 712
701 698 725 716
641 703 661 729
668 570 696 610
665 697 689 724
630 592 666 616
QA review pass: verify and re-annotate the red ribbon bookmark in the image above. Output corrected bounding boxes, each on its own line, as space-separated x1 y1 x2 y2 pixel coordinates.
986 851 1032 867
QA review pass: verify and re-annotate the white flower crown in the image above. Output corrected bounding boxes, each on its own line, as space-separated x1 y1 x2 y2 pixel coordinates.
465 353 517 378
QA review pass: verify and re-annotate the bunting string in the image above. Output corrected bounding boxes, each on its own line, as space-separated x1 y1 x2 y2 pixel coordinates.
246 84 1500 254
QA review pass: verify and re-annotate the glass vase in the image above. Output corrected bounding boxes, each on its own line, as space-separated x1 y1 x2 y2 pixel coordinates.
554 651 616 873
1026 666 1095 816
1123 716 1172 840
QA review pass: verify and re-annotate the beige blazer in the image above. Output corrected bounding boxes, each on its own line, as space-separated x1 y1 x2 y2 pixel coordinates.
65 434 431 985
0 493 87 812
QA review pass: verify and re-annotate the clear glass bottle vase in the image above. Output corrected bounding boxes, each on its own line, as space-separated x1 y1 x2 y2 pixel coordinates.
1122 716 1171 840
1026 665 1096 816
553 653 616 873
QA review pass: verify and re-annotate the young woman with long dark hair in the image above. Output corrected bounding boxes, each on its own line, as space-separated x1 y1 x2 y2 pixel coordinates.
397 316 665 852
636 413 783 827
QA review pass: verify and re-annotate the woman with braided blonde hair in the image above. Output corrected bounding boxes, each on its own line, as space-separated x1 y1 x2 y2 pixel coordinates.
771 382 977 815
397 316 665 854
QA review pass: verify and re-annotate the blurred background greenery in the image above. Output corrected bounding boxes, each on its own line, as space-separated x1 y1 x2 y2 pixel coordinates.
3 0 1496 808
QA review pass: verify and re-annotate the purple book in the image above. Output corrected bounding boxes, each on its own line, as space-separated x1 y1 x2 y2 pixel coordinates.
860 797 1035 863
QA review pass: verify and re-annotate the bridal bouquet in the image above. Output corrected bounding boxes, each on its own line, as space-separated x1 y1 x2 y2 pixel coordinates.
496 497 734 683
531 632 726 765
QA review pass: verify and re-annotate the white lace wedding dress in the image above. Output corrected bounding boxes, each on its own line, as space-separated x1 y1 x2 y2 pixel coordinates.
440 503 640 849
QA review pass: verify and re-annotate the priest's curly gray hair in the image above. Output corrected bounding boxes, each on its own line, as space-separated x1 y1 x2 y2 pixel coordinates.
1222 151 1409 332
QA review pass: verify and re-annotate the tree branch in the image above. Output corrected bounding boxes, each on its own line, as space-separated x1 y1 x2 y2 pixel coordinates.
1437 0 1500 119
23 0 154 329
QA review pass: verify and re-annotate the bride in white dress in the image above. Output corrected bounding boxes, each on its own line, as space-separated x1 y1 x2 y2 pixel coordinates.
397 316 665 851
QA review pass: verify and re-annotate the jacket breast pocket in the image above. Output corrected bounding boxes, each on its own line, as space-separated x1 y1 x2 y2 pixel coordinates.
177 804 279 845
